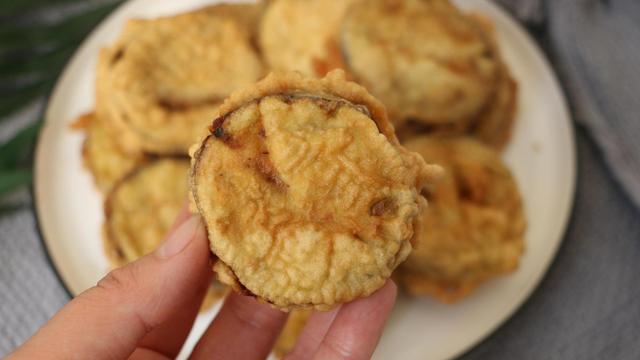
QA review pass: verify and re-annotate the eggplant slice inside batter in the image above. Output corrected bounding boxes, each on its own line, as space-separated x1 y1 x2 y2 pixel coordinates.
397 136 525 302
341 0 500 127
190 70 441 310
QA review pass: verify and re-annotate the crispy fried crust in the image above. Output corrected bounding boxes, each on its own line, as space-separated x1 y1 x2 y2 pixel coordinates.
466 13 519 151
191 70 441 310
394 64 518 151
470 64 517 151
104 159 190 263
102 158 226 309
203 2 265 39
341 0 499 126
259 0 356 77
273 309 313 358
79 112 146 193
391 12 518 151
97 5 265 155
397 136 525 302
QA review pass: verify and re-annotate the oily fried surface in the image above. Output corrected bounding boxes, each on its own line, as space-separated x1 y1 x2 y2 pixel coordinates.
259 0 357 77
387 12 518 151
191 71 440 310
273 309 313 358
79 112 146 193
470 64 517 151
98 5 264 155
395 64 518 150
103 158 226 309
204 2 265 39
95 48 145 156
104 159 190 264
341 0 499 126
397 136 525 302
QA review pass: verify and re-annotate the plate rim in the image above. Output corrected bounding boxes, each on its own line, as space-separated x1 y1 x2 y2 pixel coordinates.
446 3 578 357
31 0 578 358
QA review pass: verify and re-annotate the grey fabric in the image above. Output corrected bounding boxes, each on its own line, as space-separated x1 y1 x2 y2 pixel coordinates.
498 0 640 209
2 0 640 358
0 194 69 355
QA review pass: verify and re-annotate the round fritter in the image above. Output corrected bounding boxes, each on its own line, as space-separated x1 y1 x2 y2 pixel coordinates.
103 158 226 309
104 159 190 264
99 5 265 155
273 309 312 358
202 2 265 39
397 136 525 302
393 66 518 149
79 112 146 193
190 70 440 310
341 0 499 126
259 0 357 77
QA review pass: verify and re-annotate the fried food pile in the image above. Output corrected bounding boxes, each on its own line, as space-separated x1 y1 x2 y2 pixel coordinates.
73 4 267 309
75 0 526 347
398 136 525 302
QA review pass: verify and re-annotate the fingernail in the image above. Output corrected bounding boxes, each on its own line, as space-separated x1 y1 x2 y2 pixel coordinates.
156 215 203 258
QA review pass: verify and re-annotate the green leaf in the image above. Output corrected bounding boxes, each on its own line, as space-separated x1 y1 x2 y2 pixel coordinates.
0 2 119 56
0 0 88 16
0 169 32 198
0 80 53 119
0 46 75 80
0 122 42 169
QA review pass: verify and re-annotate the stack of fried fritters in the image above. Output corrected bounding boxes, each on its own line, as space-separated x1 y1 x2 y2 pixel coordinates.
259 0 524 304
76 4 266 308
76 0 525 353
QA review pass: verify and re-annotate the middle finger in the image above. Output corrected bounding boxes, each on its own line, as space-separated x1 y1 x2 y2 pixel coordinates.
189 292 287 360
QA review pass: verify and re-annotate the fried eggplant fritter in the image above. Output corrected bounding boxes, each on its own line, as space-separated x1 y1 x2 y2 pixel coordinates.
259 0 357 77
97 5 265 155
190 70 440 310
470 63 518 151
103 158 227 308
341 0 499 127
103 159 190 264
397 136 525 302
78 112 146 193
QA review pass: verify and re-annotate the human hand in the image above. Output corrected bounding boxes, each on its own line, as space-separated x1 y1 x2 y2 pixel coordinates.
9 208 397 360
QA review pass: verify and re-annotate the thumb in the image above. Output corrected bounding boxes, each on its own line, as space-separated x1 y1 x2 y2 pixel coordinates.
10 214 212 360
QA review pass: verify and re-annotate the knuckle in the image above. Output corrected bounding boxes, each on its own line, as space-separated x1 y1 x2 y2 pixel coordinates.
97 266 137 296
228 295 284 331
320 339 361 360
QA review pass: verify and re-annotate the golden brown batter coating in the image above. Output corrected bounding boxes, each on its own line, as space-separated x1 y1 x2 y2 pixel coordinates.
341 0 499 127
190 70 440 310
103 159 190 265
470 64 518 151
98 5 265 155
259 0 357 77
394 64 518 150
397 136 525 302
203 2 265 38
102 158 226 309
78 112 146 193
465 13 519 150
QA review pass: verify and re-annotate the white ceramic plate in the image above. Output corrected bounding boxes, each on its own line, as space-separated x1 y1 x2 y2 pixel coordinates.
34 0 576 359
